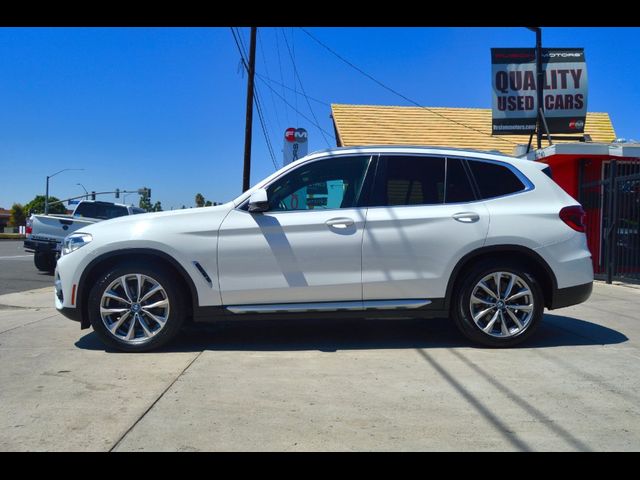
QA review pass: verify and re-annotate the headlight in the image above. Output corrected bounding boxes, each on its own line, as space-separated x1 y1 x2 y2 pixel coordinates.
62 233 93 255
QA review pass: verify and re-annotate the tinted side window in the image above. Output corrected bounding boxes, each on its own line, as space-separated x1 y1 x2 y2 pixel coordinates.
74 203 129 220
445 158 476 203
267 156 370 211
373 156 445 206
468 160 526 199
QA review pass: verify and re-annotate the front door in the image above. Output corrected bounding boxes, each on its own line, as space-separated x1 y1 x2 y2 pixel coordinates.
218 155 372 306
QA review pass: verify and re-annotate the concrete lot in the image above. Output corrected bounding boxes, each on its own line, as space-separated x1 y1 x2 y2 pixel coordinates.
0 282 639 451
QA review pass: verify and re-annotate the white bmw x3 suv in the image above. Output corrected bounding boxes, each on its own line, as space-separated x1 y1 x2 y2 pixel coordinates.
55 146 593 352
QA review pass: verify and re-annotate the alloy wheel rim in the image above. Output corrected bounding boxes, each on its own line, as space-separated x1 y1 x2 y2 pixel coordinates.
469 271 534 338
100 274 170 344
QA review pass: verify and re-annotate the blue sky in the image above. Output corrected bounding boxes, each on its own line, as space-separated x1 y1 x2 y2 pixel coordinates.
1 27 638 210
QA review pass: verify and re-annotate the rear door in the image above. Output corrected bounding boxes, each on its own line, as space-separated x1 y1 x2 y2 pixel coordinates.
362 155 490 301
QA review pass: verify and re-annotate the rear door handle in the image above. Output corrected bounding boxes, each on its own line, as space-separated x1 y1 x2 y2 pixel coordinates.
452 212 480 223
326 217 355 229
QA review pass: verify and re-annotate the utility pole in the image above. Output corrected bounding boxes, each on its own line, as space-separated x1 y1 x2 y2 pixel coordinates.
242 27 257 193
527 27 544 150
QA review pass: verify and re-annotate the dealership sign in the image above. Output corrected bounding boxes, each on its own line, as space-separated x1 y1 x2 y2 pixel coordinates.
491 48 588 135
283 127 308 167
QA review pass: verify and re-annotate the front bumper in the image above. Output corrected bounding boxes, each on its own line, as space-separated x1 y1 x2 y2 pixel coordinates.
54 267 83 325
549 281 593 310
58 305 82 323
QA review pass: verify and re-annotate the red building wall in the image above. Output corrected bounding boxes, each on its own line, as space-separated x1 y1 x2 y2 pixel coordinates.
540 154 619 274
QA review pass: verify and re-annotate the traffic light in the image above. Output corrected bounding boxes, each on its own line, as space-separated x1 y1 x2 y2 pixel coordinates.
147 188 151 199
115 188 120 199
91 191 96 200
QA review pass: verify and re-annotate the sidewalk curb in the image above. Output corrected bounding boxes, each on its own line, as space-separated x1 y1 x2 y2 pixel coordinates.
594 279 640 292
0 287 54 309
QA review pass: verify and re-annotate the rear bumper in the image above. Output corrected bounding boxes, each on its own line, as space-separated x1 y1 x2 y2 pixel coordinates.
549 281 593 310
24 238 59 253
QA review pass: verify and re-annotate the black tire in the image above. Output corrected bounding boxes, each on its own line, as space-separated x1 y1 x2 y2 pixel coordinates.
34 252 56 273
87 261 186 352
452 260 544 347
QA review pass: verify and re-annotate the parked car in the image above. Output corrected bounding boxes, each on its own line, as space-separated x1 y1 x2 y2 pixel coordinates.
54 146 593 352
25 200 146 273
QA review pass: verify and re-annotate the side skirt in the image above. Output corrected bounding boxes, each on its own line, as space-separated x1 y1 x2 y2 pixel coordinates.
192 299 447 323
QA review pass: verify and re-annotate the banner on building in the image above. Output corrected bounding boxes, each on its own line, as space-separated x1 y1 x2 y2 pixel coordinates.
283 127 308 167
491 48 588 135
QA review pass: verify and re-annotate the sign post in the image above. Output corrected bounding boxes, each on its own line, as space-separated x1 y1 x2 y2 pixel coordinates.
283 127 308 167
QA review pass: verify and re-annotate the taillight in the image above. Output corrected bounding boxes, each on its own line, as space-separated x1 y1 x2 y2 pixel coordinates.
559 205 586 233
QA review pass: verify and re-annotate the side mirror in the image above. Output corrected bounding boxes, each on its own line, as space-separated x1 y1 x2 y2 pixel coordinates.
248 188 269 213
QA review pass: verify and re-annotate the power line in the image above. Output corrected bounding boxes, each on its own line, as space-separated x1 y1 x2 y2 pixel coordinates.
230 27 247 70
281 28 331 148
256 72 331 107
230 27 278 172
231 27 278 163
254 85 279 171
274 27 290 125
300 27 519 147
257 29 282 131
257 75 336 141
288 28 298 125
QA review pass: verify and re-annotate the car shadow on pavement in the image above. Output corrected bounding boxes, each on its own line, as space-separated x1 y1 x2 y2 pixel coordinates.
75 313 628 353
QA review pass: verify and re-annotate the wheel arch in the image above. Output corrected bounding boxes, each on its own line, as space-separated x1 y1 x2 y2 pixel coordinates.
445 245 558 312
76 248 199 329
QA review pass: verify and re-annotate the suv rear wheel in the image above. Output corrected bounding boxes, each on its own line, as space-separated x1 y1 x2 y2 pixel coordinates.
453 261 544 347
87 262 186 352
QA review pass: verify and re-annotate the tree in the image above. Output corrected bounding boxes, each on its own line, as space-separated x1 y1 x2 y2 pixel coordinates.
9 203 26 227
151 201 163 212
24 195 67 215
195 193 205 208
204 200 213 207
139 194 152 212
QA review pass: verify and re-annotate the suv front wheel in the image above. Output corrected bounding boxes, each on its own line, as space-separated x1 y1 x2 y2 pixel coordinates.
87 262 186 352
453 261 544 347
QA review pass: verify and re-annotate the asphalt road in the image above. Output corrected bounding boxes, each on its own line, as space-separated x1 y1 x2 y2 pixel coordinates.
0 240 54 295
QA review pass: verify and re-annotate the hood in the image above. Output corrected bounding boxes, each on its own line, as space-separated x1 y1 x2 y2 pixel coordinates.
75 202 234 239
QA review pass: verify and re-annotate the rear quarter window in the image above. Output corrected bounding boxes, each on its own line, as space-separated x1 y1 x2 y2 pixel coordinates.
468 160 527 199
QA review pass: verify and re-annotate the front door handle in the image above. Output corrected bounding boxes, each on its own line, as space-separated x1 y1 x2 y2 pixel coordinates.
326 217 355 229
452 212 480 223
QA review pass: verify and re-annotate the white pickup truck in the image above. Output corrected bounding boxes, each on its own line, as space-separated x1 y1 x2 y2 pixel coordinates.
24 200 146 272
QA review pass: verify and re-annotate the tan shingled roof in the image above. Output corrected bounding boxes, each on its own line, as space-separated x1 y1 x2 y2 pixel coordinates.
331 104 616 155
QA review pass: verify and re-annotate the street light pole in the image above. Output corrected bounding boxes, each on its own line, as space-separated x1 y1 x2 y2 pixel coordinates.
45 168 84 214
76 183 89 200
